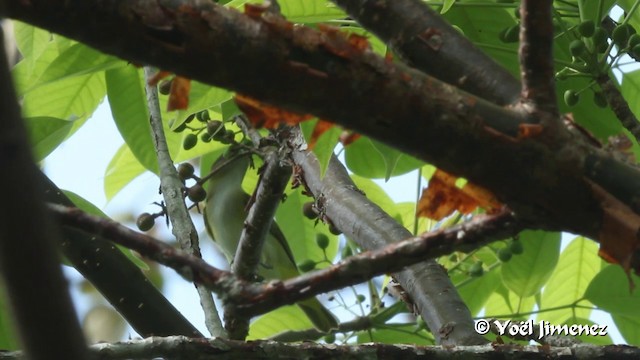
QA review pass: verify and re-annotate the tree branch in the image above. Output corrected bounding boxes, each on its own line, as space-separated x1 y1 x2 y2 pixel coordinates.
597 75 640 142
331 0 522 105
518 0 559 116
0 28 87 359
225 139 292 339
3 336 638 360
143 67 225 337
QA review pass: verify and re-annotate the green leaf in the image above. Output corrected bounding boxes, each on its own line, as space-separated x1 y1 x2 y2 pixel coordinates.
24 116 74 161
13 20 51 74
12 41 60 95
537 236 600 324
106 66 157 173
441 0 456 14
248 305 313 340
345 136 423 180
585 265 640 318
350 175 400 221
276 189 339 266
104 144 147 201
457 267 501 316
0 285 19 351
613 314 640 345
355 324 434 345
21 70 106 125
484 283 535 320
227 0 345 23
29 43 124 91
501 230 561 298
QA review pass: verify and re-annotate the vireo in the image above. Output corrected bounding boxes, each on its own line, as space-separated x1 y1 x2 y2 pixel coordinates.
204 150 338 331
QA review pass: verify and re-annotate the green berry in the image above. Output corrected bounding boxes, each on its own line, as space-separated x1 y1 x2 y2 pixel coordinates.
592 27 608 47
316 233 330 249
173 121 187 133
324 334 336 343
449 253 458 263
298 259 316 272
183 133 198 150
196 110 210 122
159 79 172 95
469 261 484 277
564 90 579 106
629 34 640 48
200 132 212 143
185 113 196 124
578 20 595 38
569 40 586 57
220 130 236 145
510 240 524 254
136 213 155 232
500 24 520 43
303 202 318 219
207 120 225 137
187 184 207 202
633 44 640 57
497 247 513 262
328 221 342 235
356 294 366 303
593 91 608 108
613 24 632 46
177 163 195 180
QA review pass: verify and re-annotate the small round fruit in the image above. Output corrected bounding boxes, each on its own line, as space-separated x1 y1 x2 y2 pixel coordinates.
159 79 172 95
187 184 207 202
316 233 330 249
136 213 155 232
578 20 595 38
497 247 513 262
592 27 608 47
593 91 608 108
200 132 212 143
177 163 195 180
356 294 366 303
564 90 579 106
196 110 210 122
324 334 336 343
633 44 640 57
328 221 342 235
183 134 198 150
613 24 632 46
298 259 316 272
207 120 224 136
223 130 236 143
500 25 520 43
569 40 586 57
469 261 484 277
185 113 196 124
510 240 524 254
629 34 640 48
173 121 187 133
303 202 318 219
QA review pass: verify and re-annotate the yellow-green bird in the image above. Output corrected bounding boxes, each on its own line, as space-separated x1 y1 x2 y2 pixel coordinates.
203 151 338 332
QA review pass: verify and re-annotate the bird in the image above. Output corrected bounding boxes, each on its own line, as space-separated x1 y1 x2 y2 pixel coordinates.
203 149 338 332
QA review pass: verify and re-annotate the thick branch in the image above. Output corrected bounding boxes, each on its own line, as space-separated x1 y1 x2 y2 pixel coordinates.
143 67 224 337
331 0 522 105
0 29 87 359
518 0 559 116
3 336 638 360
597 75 640 142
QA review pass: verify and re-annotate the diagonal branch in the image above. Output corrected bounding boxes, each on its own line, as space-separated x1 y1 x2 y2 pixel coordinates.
331 0 522 105
597 75 640 142
518 0 559 116
143 67 224 337
39 172 202 338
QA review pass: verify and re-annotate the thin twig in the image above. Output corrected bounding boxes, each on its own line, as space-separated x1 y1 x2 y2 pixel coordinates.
143 67 225 338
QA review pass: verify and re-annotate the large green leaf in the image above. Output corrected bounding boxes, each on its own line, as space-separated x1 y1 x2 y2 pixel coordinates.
345 137 424 180
537 236 600 325
585 265 640 318
501 230 561 298
613 314 640 346
0 286 19 351
104 144 147 201
248 305 313 340
13 20 51 74
457 266 501 316
275 189 339 266
227 0 345 23
24 116 74 161
106 66 157 173
484 282 536 320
